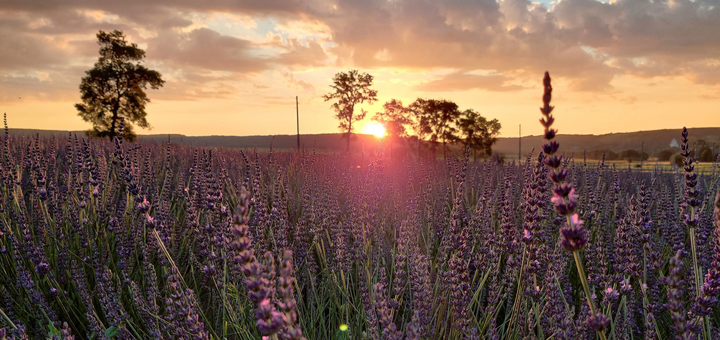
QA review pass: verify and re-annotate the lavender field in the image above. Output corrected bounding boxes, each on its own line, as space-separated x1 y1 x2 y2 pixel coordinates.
1 75 719 340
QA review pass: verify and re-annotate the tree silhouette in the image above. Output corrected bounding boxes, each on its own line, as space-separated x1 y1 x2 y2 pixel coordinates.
407 102 432 158
76 30 164 141
323 70 378 152
455 109 501 159
409 98 461 157
372 99 411 156
657 149 674 162
619 149 648 162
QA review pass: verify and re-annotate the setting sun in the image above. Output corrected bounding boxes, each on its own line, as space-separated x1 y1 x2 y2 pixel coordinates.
364 122 386 138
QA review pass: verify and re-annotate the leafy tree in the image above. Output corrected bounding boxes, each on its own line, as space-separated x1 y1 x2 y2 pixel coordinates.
409 98 461 157
619 149 648 162
76 30 164 142
605 150 619 161
699 148 715 162
372 99 411 156
672 153 684 167
657 149 674 162
585 149 618 161
409 105 432 158
323 70 378 152
696 139 709 150
455 109 501 159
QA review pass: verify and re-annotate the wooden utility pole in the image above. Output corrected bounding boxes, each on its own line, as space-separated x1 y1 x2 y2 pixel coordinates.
296 96 300 150
640 141 644 169
518 124 521 162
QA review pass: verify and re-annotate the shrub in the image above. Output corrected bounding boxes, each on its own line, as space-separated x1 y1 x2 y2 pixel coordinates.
672 152 684 167
700 148 715 162
657 149 674 161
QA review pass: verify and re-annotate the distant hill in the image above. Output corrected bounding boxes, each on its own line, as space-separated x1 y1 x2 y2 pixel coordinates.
7 127 720 157
6 128 385 154
496 128 720 158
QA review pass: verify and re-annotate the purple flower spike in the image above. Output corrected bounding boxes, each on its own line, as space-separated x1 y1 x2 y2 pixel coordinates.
585 312 610 332
560 214 588 252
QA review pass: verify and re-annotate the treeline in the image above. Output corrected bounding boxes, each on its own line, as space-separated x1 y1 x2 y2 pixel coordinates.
371 98 501 158
580 139 719 164
582 149 649 161
324 70 501 158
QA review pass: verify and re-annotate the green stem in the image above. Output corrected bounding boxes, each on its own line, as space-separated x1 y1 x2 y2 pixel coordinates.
638 278 662 339
690 227 701 300
532 298 545 340
0 307 17 330
689 226 709 340
573 250 607 340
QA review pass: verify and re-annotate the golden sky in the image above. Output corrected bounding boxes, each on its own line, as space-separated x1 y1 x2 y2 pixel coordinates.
1 0 719 137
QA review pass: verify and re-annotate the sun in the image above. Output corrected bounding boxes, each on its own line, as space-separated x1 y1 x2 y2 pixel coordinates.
364 122 386 138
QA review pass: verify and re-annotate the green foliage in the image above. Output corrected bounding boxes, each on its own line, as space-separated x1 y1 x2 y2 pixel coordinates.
47 321 60 337
372 99 411 139
657 149 674 161
323 69 378 151
75 30 164 142
584 149 619 161
105 326 119 338
455 109 501 158
672 152 684 167
619 149 649 162
699 148 715 162
408 98 461 146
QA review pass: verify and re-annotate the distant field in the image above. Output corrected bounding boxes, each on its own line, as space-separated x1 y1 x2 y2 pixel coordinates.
585 160 717 173
9 126 720 158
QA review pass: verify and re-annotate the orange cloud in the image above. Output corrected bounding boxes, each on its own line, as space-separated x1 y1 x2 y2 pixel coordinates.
0 0 719 137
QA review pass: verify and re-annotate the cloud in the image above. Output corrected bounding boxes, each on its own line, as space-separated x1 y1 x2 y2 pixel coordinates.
274 38 329 67
551 0 720 83
0 25 70 71
415 72 526 92
683 59 720 86
0 0 719 108
310 0 621 90
0 69 81 102
278 71 315 92
146 28 268 73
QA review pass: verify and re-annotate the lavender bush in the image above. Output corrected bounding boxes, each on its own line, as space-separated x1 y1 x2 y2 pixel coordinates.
0 72 719 339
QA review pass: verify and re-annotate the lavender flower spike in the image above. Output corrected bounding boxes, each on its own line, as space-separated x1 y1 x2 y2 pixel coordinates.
277 250 306 340
560 214 588 252
539 71 602 340
232 186 284 338
538 72 587 252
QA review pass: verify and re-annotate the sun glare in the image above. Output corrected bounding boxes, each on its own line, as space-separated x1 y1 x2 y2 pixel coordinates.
365 122 386 138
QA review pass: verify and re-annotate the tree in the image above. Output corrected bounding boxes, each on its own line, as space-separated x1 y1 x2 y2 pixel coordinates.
76 30 164 141
409 98 461 157
585 149 618 161
657 149 674 162
372 99 411 156
699 149 715 162
672 153 684 167
455 109 501 159
409 104 432 158
604 150 619 161
619 149 648 162
323 70 378 152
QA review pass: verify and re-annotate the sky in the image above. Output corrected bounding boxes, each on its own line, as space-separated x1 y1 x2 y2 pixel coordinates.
1 0 719 138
